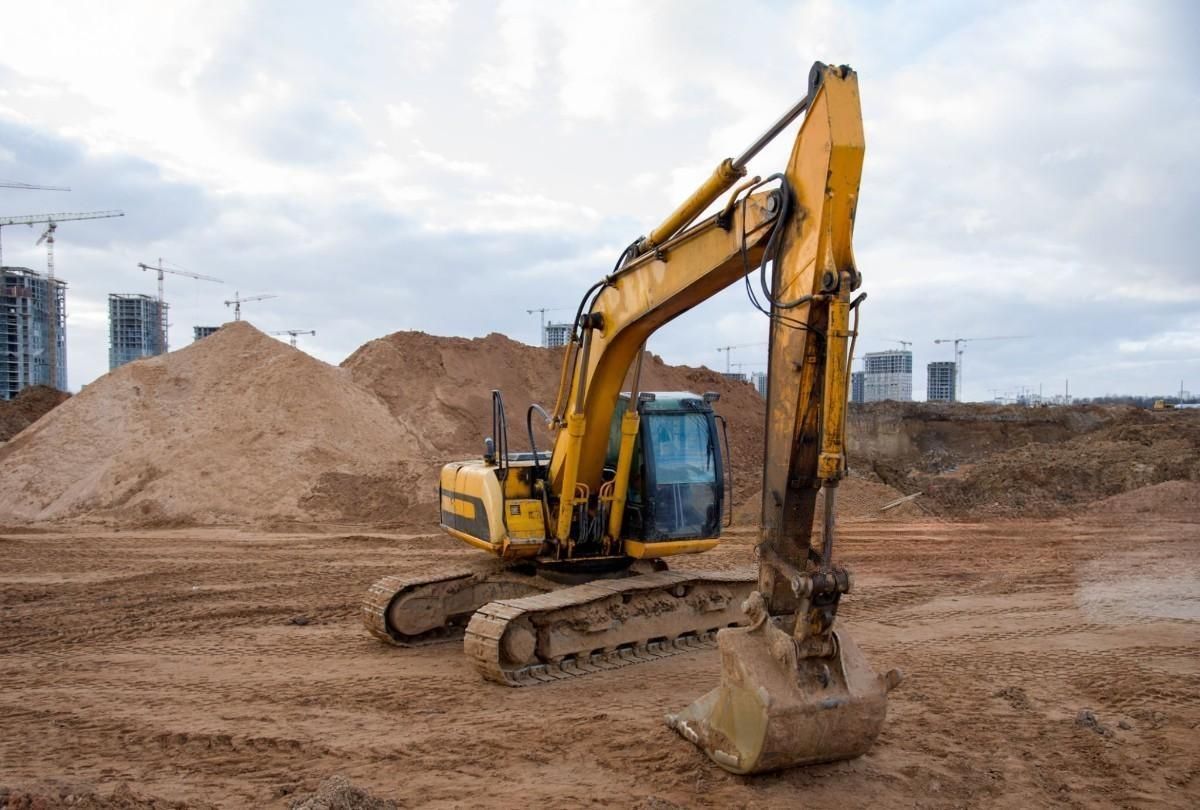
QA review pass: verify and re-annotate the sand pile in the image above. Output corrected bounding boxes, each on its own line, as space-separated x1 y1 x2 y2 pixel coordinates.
343 330 767 507
0 324 771 529
0 322 435 526
6 316 1185 529
900 410 1200 517
0 385 70 442
1083 479 1200 521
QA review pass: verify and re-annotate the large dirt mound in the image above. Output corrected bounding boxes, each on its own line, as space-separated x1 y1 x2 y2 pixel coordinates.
18 319 1176 528
1083 480 1200 522
342 330 766 507
849 400 1144 475
0 322 434 526
0 384 70 442
895 410 1200 517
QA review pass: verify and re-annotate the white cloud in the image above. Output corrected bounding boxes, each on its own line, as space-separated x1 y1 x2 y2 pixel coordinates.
386 102 418 129
0 0 1194 400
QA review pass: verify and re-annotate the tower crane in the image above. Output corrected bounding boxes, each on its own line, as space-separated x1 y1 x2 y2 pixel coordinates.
526 306 568 345
0 210 124 392
270 329 316 348
882 338 911 350
224 291 277 321
715 341 767 372
0 210 124 268
0 181 71 191
932 335 1030 402
138 259 224 353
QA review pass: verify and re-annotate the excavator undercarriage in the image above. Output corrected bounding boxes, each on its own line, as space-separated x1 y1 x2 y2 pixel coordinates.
363 557 758 681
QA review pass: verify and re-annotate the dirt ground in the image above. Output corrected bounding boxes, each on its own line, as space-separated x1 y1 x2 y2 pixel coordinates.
2 514 1197 809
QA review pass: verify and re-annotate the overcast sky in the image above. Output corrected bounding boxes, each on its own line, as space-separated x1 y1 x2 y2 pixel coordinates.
1 0 1196 401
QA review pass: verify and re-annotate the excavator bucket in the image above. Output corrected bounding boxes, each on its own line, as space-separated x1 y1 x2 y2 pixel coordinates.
667 605 900 774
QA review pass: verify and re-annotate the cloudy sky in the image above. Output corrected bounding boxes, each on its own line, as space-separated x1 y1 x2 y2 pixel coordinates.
0 0 1196 401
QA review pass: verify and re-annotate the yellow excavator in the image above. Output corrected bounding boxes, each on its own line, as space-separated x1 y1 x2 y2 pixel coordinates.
362 61 900 773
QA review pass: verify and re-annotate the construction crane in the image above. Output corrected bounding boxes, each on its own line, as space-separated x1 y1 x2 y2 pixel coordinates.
715 341 767 372
270 329 316 348
933 335 1030 402
0 181 71 191
6 210 125 392
526 306 568 345
0 209 124 268
224 291 277 321
882 338 912 350
138 259 224 353
731 361 768 392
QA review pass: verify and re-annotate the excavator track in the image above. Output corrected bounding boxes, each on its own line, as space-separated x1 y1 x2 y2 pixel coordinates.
464 568 757 686
362 559 549 646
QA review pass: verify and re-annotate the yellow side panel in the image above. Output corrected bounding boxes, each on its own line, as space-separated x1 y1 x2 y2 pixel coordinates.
505 499 545 540
439 460 545 559
439 460 507 555
625 538 721 559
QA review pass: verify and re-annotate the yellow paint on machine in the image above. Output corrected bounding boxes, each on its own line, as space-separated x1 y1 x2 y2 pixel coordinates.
440 525 497 554
505 499 545 540
625 538 721 559
440 493 477 519
439 460 544 559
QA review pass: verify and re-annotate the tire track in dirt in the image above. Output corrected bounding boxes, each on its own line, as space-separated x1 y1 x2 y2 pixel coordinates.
1 521 1197 808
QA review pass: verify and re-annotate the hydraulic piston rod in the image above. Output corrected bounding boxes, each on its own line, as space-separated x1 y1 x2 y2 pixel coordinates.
638 67 826 255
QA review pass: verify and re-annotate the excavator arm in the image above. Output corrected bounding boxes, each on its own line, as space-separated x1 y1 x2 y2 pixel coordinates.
664 63 902 774
544 190 776 541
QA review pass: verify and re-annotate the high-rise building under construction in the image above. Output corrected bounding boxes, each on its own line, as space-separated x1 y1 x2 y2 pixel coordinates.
863 349 912 402
109 293 167 370
543 322 572 348
927 361 956 402
851 370 865 403
1 266 67 400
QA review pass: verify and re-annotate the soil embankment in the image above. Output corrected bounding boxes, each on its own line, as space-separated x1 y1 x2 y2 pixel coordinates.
0 323 1194 528
0 385 69 443
851 402 1200 517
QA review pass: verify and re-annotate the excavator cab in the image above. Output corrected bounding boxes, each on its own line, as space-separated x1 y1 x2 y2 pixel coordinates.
608 392 725 546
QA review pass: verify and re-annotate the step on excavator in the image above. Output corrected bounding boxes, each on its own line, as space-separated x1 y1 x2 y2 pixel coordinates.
362 61 901 773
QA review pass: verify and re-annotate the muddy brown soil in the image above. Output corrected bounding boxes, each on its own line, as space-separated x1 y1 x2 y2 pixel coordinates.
2 514 1196 808
0 385 69 443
